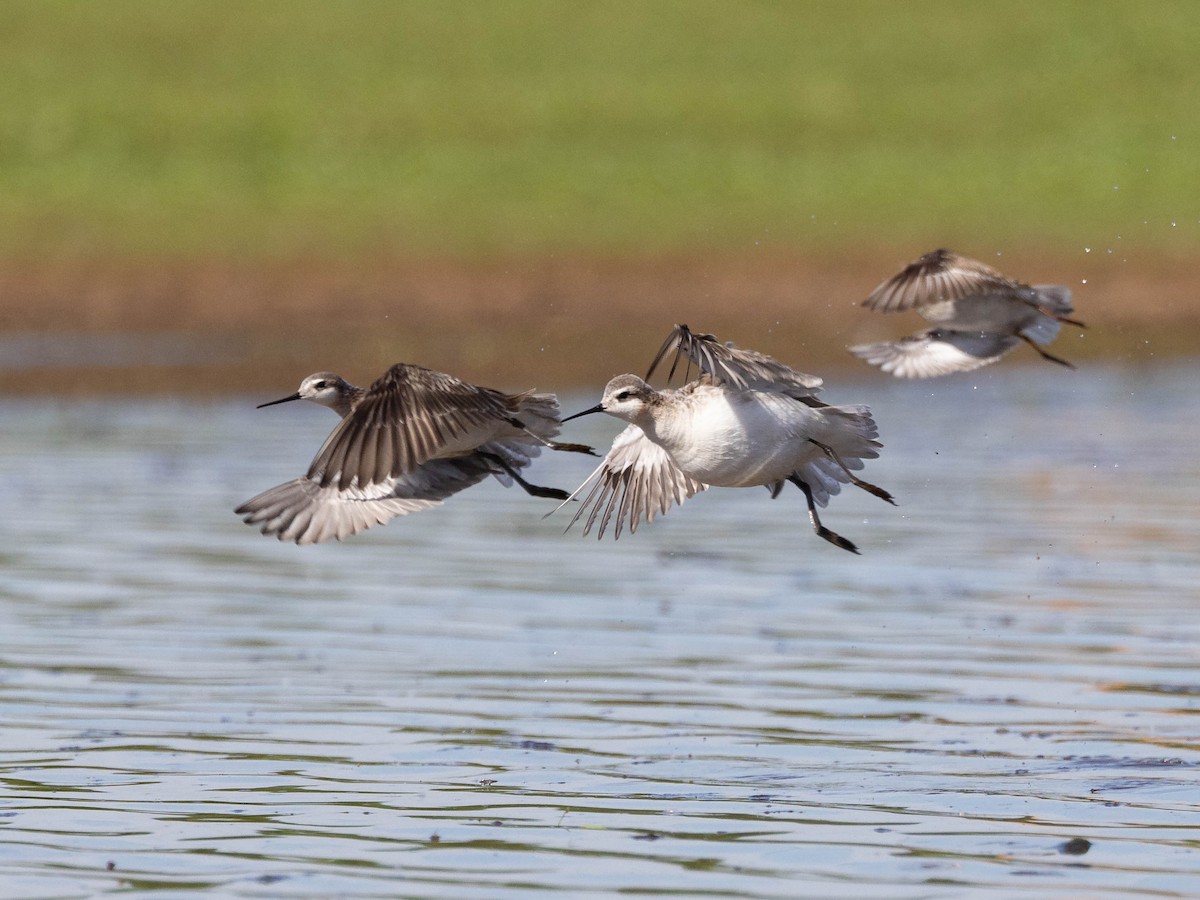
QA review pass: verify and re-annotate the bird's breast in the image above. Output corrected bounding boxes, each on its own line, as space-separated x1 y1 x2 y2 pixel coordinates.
650 391 809 488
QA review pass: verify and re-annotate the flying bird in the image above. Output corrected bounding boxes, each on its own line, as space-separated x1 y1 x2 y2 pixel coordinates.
556 324 894 553
850 248 1086 377
237 365 593 544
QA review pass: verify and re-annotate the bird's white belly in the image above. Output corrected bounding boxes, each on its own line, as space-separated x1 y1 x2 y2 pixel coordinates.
654 393 813 488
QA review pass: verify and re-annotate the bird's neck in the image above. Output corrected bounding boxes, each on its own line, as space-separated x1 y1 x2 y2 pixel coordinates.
318 385 364 418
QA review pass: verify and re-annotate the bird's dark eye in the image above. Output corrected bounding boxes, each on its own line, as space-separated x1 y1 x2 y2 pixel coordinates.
314 381 327 389
616 390 633 401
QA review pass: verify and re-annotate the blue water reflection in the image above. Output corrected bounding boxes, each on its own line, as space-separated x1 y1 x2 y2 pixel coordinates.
1 362 1198 897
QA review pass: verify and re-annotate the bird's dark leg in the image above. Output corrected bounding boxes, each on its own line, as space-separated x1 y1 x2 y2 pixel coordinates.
788 475 860 554
1017 333 1076 369
480 452 571 500
506 417 596 455
1021 296 1087 330
545 438 596 455
809 439 897 505
1031 305 1087 329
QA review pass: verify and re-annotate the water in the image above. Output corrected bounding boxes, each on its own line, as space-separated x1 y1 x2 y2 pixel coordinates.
2 362 1198 898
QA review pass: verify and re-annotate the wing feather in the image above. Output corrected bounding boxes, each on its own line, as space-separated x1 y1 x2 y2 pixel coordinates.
307 364 517 491
236 455 500 544
646 323 823 399
554 424 707 539
862 249 1021 313
850 329 1020 378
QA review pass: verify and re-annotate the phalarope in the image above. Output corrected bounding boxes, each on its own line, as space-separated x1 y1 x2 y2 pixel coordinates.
237 365 593 544
556 324 895 553
850 248 1086 377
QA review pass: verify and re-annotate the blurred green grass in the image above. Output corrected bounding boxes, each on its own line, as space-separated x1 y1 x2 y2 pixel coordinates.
0 0 1197 262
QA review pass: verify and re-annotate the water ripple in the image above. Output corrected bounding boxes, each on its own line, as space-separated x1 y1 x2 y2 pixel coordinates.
1 364 1199 897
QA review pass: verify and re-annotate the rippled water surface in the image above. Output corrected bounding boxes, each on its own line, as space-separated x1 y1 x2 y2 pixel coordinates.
2 363 1199 897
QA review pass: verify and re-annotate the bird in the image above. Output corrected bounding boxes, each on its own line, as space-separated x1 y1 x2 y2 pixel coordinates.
849 248 1087 377
236 365 594 544
554 324 895 553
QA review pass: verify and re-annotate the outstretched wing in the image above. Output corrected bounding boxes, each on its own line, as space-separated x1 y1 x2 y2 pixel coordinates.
236 456 496 544
862 248 1021 313
553 424 707 539
849 329 1019 378
646 323 823 399
308 363 517 491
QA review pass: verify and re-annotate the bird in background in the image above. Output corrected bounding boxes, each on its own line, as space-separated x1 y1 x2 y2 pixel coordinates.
237 365 594 544
849 248 1087 378
555 324 895 554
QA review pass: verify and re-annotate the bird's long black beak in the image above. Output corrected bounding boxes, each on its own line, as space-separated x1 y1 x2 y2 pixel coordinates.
257 392 302 409
561 403 605 423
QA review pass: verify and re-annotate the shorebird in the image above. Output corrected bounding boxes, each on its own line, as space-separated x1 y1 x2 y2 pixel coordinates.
850 248 1087 377
237 365 594 544
555 324 895 553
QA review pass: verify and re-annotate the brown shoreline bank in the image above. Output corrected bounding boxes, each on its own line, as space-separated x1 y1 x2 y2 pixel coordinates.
1 251 1195 396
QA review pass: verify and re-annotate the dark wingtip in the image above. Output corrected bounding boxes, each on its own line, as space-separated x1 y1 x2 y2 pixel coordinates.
646 324 687 381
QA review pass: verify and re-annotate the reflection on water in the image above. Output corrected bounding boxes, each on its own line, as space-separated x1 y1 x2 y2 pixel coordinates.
1 362 1199 897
